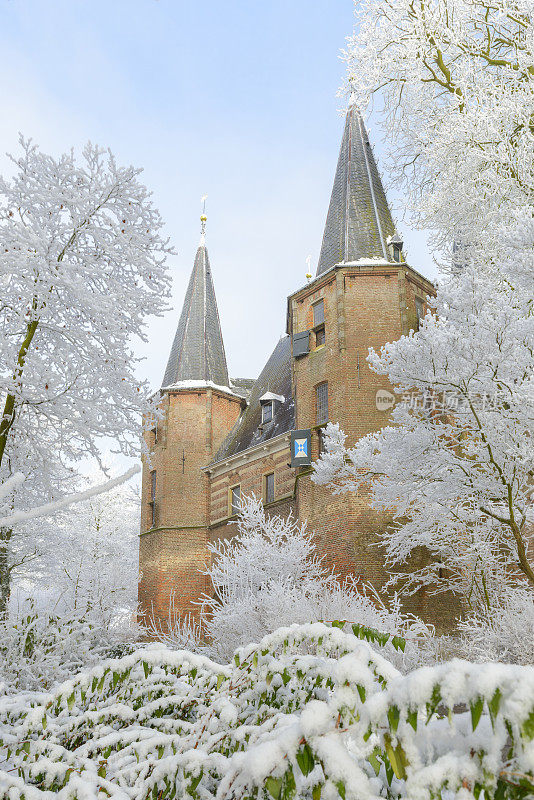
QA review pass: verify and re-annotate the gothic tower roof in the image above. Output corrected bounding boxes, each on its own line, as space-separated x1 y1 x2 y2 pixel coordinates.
162 233 230 389
317 97 396 275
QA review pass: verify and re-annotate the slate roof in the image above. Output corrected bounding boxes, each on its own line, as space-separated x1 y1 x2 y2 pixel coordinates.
230 378 256 401
162 241 230 388
317 98 396 275
213 336 294 462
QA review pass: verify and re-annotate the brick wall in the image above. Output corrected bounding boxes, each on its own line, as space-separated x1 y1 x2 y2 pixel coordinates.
139 388 243 625
288 263 462 632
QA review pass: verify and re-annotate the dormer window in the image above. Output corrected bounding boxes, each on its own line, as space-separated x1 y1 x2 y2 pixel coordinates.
262 401 273 424
259 392 285 426
388 232 404 263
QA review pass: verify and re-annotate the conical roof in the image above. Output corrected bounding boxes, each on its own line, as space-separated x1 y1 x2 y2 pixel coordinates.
162 239 229 388
317 99 396 275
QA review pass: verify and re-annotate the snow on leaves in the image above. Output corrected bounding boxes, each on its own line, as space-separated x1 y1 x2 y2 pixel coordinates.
1 622 534 799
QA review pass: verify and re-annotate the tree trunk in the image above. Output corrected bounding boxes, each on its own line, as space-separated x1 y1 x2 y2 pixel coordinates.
0 527 12 618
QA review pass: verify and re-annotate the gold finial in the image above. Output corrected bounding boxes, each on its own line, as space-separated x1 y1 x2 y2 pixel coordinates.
200 195 208 239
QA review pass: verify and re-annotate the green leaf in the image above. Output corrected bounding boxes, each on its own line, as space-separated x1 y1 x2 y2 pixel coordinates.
387 705 400 734
312 785 322 800
407 708 418 731
234 653 240 666
265 777 282 799
296 744 315 776
335 780 346 799
285 767 296 796
253 652 258 667
187 771 203 793
494 778 507 800
368 748 381 776
357 684 366 703
67 692 75 710
426 684 441 723
216 674 225 690
112 671 120 688
97 765 106 778
384 735 408 780
488 688 502 727
521 709 534 740
391 635 406 652
470 696 484 731
143 661 150 679
331 620 345 629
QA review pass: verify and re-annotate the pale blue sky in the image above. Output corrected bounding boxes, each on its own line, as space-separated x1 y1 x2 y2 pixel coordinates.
0 0 434 387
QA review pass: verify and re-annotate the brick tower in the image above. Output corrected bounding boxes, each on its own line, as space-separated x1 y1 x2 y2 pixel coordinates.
139 217 244 623
284 96 457 628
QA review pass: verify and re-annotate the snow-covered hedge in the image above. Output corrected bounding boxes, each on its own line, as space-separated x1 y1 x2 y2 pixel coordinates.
1 622 533 799
0 603 137 693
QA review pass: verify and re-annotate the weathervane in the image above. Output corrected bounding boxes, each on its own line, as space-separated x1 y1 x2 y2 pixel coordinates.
200 194 208 239
306 255 312 282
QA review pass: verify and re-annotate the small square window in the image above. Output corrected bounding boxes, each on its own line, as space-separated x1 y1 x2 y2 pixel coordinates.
230 485 241 516
264 472 275 504
313 299 324 327
262 402 273 424
315 325 325 347
316 382 328 425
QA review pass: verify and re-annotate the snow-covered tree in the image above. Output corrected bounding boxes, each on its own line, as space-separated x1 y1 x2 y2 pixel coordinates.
198 496 431 665
0 137 171 609
344 0 534 268
19 477 140 625
314 0 534 614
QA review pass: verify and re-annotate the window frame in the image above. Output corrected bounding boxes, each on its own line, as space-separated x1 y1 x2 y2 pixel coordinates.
229 484 241 516
261 401 273 424
415 297 425 331
312 298 325 327
149 470 156 528
315 381 329 426
264 472 275 504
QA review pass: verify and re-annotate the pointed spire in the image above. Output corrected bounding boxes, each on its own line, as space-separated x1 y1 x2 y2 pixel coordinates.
316 100 397 275
162 206 230 389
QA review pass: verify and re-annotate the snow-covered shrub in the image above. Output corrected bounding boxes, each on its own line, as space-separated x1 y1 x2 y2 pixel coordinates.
458 587 534 665
0 601 139 693
202 496 433 668
2 621 534 799
144 590 208 653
